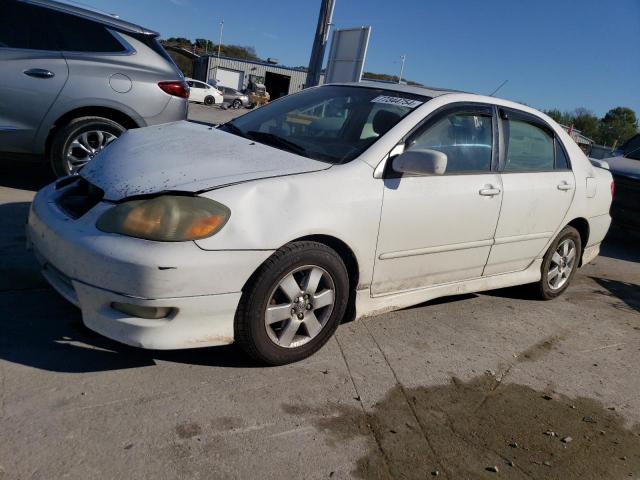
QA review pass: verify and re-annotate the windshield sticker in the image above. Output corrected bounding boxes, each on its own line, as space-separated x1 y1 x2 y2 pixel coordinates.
371 95 423 108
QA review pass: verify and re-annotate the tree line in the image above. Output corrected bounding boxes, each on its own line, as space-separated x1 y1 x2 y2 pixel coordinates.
544 107 638 148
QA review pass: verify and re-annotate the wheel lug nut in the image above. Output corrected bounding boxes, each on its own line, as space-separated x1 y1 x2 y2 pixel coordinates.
297 313 304 320
306 304 312 310
291 308 295 314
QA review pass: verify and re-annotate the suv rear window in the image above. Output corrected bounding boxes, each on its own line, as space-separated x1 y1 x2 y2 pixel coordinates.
44 9 127 53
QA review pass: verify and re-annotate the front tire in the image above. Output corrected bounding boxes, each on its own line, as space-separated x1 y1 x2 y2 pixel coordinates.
49 116 124 177
235 241 349 365
232 99 242 109
535 225 582 300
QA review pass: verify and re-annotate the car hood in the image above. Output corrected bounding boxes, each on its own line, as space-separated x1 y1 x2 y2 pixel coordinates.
606 155 640 180
81 121 331 201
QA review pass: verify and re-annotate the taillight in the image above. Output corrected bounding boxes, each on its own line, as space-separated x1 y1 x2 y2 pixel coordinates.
158 81 189 99
611 180 615 199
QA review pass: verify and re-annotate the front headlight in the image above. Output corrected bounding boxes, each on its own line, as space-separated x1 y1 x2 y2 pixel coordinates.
96 195 230 241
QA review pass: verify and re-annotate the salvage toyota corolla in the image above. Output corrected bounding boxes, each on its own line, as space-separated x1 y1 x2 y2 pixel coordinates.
27 82 613 364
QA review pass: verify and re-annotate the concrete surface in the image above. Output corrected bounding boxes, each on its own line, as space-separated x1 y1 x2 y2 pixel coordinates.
187 102 248 126
0 145 639 479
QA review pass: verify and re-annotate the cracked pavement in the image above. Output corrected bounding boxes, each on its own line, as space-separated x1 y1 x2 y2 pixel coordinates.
1 138 639 478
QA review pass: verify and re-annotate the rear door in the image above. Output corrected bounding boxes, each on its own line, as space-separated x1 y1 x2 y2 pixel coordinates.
483 108 575 275
372 104 503 295
0 1 68 153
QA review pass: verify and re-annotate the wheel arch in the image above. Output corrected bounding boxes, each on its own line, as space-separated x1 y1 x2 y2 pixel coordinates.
566 217 590 265
240 234 361 323
45 106 140 157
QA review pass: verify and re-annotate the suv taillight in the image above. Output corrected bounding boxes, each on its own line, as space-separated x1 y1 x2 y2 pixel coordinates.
158 81 189 98
611 179 615 199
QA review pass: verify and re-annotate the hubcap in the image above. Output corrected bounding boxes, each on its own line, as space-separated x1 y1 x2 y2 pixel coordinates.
547 239 577 290
65 130 118 174
264 265 336 349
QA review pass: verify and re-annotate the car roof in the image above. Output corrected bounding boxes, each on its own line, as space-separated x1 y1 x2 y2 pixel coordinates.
22 0 158 35
327 81 465 99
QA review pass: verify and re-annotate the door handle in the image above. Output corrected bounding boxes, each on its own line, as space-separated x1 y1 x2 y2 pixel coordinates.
557 181 573 191
479 186 501 196
23 68 55 79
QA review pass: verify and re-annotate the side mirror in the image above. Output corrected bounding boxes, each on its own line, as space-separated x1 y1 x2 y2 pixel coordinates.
392 148 448 175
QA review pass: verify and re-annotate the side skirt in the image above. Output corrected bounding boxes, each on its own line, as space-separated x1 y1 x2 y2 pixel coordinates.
354 259 543 320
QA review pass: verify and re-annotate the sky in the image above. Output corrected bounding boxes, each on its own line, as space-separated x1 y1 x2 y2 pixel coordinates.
75 0 639 117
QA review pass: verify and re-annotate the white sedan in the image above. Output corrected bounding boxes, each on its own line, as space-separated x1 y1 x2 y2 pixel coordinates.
27 82 613 365
185 77 223 105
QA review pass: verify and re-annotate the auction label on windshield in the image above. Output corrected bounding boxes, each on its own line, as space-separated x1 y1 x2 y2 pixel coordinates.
371 95 423 108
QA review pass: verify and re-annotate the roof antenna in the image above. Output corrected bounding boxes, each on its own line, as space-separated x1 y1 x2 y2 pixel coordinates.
489 79 508 97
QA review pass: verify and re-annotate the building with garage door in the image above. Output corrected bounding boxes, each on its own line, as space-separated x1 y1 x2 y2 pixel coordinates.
193 55 324 100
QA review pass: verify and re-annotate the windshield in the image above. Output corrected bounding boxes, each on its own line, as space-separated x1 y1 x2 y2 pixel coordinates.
219 85 429 164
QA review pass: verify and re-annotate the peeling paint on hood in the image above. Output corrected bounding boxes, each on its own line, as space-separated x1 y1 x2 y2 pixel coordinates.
80 121 332 201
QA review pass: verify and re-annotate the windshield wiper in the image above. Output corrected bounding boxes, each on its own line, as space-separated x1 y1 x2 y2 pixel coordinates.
246 130 308 156
219 122 245 138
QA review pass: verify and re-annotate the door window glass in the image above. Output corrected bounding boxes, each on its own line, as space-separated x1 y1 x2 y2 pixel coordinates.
406 111 493 173
0 2 53 50
504 120 554 171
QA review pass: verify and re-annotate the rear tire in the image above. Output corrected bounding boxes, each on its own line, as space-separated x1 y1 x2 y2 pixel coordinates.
204 95 215 105
534 225 582 300
49 116 125 177
235 241 349 365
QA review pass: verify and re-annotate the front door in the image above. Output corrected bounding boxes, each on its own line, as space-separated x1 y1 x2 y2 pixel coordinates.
483 108 576 275
0 1 68 153
372 105 502 296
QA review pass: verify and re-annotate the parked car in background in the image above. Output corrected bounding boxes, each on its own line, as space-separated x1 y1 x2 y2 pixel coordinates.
0 0 188 177
606 138 640 232
27 82 613 365
218 86 250 109
185 78 223 105
588 144 616 160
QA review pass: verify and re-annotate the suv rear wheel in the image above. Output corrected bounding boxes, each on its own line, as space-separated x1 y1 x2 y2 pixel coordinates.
50 116 125 177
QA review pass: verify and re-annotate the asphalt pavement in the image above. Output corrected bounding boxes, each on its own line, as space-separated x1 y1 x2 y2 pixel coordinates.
0 110 639 479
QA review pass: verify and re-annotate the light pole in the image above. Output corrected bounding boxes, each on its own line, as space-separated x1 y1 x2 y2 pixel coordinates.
398 54 406 84
305 0 336 88
214 20 224 83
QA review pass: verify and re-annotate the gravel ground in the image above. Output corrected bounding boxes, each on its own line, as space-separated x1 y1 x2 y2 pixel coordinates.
0 142 638 479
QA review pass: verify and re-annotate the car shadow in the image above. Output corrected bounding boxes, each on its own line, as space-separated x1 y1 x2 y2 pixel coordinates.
590 276 640 313
0 287 264 373
0 156 55 192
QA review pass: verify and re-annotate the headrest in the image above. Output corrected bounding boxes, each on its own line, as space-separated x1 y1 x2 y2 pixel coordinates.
372 110 402 136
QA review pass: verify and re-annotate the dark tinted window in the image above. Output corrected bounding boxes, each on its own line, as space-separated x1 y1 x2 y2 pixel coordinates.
407 110 493 173
504 119 554 171
555 141 570 169
0 2 54 50
627 147 640 161
44 8 126 53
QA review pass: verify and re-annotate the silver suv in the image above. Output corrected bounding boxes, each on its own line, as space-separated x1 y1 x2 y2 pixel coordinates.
0 0 188 176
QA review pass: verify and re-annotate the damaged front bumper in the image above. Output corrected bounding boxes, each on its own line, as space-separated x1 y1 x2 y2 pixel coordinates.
26 182 273 349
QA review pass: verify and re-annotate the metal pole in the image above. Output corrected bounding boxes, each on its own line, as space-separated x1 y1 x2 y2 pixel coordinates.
214 20 224 83
398 54 406 84
305 0 335 88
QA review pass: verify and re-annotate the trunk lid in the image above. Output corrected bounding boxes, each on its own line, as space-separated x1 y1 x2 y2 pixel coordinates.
81 121 331 201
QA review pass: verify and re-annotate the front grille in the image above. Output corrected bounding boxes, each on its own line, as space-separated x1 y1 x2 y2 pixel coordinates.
56 178 104 219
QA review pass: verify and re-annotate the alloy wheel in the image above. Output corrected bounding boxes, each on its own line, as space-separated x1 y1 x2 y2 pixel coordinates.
547 238 577 290
65 130 117 174
264 265 336 348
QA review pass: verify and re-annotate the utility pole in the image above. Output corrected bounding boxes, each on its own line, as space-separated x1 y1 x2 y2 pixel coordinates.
214 20 224 83
398 54 406 84
305 0 335 88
